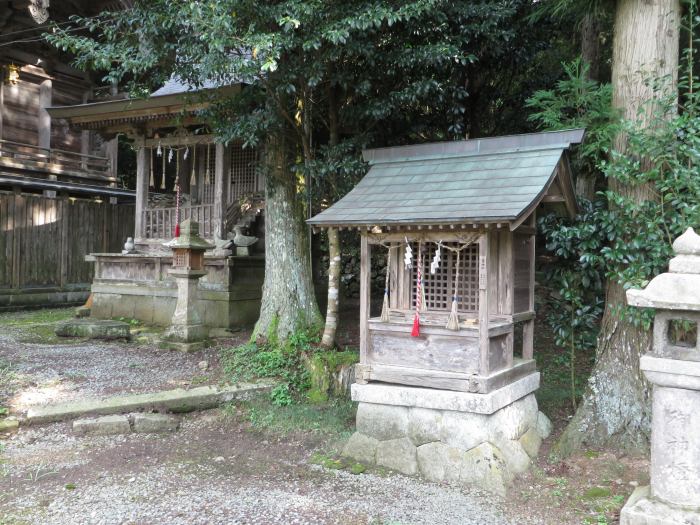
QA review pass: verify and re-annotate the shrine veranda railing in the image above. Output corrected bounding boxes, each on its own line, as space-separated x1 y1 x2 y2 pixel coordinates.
0 139 111 178
142 203 214 239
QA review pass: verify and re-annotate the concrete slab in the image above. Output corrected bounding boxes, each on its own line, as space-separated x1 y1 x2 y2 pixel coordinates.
351 373 539 415
132 413 179 433
73 415 131 436
26 381 275 424
55 319 131 340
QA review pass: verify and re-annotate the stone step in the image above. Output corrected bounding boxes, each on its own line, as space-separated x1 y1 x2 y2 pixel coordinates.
55 319 131 340
25 381 275 425
73 413 180 436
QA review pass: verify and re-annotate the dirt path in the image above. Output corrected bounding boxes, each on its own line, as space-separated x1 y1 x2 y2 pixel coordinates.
0 410 536 525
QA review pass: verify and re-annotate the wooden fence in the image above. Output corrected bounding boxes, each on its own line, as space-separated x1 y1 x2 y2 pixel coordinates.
142 203 214 239
0 191 134 304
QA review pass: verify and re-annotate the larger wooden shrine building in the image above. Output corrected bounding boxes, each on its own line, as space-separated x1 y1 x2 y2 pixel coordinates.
309 129 583 394
49 78 265 330
0 0 135 308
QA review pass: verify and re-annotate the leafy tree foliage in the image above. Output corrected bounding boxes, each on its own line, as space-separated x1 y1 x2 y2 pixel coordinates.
531 56 700 412
50 0 576 343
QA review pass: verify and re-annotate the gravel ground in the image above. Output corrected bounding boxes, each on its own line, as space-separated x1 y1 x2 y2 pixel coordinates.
0 309 540 524
0 320 244 415
0 410 540 525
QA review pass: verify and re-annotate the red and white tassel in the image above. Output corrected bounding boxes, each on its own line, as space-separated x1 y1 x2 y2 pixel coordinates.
411 243 423 337
174 173 181 238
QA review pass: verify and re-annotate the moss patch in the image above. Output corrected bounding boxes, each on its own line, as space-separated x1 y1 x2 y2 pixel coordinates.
0 307 82 345
582 487 612 499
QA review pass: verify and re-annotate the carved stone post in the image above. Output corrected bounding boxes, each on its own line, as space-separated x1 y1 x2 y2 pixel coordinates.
621 227 700 524
162 220 213 351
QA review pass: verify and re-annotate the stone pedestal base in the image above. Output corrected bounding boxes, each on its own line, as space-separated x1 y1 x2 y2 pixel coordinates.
620 486 700 525
342 375 550 495
160 340 207 352
162 323 209 352
164 322 208 342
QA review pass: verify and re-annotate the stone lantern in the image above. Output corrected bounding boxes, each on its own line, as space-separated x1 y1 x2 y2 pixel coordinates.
621 227 700 525
163 219 213 351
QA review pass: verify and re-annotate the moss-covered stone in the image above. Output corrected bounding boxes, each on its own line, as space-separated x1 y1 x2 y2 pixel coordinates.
55 319 131 340
305 350 359 404
0 417 19 433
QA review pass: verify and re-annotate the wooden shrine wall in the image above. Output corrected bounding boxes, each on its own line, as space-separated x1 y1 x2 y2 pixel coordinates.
1 68 88 153
0 191 134 307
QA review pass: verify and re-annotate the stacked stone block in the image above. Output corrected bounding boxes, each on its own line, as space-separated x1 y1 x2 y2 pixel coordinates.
343 387 551 495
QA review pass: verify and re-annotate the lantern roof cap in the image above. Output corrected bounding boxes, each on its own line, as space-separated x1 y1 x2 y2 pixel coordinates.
163 220 214 250
627 228 700 311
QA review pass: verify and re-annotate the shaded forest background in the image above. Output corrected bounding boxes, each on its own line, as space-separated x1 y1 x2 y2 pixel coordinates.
49 0 700 458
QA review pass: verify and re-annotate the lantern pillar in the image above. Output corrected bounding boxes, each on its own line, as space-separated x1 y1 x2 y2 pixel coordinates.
162 219 213 351
621 227 700 525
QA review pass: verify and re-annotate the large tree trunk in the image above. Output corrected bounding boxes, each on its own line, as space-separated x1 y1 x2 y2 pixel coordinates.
254 131 323 343
557 0 680 456
575 13 602 200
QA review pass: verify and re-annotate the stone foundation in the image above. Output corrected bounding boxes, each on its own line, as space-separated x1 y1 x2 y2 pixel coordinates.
343 376 550 495
621 486 700 525
88 252 264 330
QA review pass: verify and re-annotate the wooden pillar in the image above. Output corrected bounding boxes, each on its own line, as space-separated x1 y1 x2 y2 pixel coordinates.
134 145 149 240
523 227 536 360
478 232 490 376
106 82 118 182
38 79 52 151
80 90 91 170
0 81 4 143
360 233 371 365
522 213 536 360
59 196 69 288
213 143 231 238
105 138 118 184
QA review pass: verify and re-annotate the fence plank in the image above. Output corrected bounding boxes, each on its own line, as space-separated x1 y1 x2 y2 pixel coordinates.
0 191 134 293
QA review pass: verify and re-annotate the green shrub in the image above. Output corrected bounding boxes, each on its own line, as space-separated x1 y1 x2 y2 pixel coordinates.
220 329 319 405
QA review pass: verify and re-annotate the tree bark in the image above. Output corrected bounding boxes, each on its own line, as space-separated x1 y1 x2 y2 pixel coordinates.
253 130 323 343
557 0 680 455
321 227 341 347
321 83 341 348
580 13 601 82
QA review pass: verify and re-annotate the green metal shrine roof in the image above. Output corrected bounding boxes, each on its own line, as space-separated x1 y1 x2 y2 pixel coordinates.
308 129 584 230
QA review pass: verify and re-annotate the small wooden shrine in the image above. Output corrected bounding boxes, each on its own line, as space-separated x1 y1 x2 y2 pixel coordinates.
309 129 583 394
48 78 265 330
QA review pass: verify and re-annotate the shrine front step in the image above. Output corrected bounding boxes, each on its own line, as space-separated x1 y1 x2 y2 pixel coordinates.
24 381 276 425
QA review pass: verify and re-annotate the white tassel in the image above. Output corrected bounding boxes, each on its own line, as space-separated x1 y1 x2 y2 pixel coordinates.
160 150 166 190
380 245 392 322
190 145 197 186
446 296 460 331
149 148 155 187
446 249 461 330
